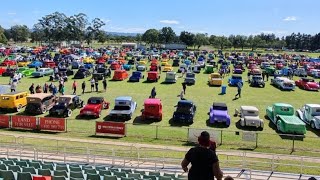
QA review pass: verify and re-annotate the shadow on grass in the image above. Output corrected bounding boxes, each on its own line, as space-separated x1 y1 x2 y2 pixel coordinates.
306 126 320 137
132 116 154 125
169 118 192 127
267 120 305 140
75 114 98 120
142 80 156 83
206 119 229 129
89 135 122 139
160 81 175 85
103 115 127 122
235 121 263 131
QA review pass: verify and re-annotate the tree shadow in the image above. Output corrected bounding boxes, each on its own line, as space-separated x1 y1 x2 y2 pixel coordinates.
206 119 229 128
168 118 192 127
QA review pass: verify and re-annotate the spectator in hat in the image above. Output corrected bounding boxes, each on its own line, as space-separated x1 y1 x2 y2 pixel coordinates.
181 131 223 180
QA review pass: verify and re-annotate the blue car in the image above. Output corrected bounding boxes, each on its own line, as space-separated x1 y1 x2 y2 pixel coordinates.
123 64 133 71
172 100 196 124
107 59 115 64
129 71 144 82
228 75 243 86
84 63 93 69
184 60 192 66
27 61 43 68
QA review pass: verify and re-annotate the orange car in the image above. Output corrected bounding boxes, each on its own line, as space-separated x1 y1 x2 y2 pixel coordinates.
112 70 128 81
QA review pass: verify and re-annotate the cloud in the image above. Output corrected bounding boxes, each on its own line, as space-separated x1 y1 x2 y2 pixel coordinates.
108 26 146 33
7 12 16 15
159 20 180 25
283 16 297 21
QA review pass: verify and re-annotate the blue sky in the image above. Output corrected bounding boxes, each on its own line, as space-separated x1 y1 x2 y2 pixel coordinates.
0 0 318 36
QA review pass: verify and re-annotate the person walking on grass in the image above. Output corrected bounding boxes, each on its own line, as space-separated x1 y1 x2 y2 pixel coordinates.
90 78 95 92
72 81 77 95
102 78 107 92
182 82 187 94
150 87 156 98
82 81 86 94
29 83 35 94
180 90 185 100
235 81 243 98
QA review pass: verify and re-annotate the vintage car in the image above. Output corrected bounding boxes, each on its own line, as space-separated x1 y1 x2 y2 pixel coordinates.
260 62 270 69
192 64 201 73
0 91 28 112
0 67 6 75
311 69 320 78
265 66 276 75
17 60 31 67
80 97 110 118
27 61 43 68
25 93 57 114
110 61 122 70
205 65 214 74
112 70 128 81
129 71 144 82
184 72 196 85
228 75 243 86
109 96 137 120
83 62 94 69
296 104 320 129
172 59 180 66
295 78 319 91
208 73 222 86
147 71 160 82
161 59 169 66
49 95 84 117
0 60 16 66
93 67 109 80
271 77 295 90
83 57 95 64
172 100 196 124
43 61 56 68
294 68 307 77
149 63 158 71
123 64 133 71
266 103 306 134
74 67 91 79
136 62 147 71
237 106 264 129
233 68 243 74
163 64 173 72
17 67 34 77
184 59 192 66
2 68 16 77
164 71 177 83
71 61 83 69
31 68 54 77
178 64 187 73
208 103 231 126
250 75 265 88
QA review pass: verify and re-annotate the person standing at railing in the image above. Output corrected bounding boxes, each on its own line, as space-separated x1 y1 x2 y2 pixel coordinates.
181 131 223 180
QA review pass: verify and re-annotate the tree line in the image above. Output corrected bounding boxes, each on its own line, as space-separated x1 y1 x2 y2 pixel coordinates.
1 11 320 51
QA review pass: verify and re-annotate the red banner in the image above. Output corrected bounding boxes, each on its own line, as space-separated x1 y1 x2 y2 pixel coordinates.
0 115 10 128
39 117 66 132
96 121 126 136
11 116 37 130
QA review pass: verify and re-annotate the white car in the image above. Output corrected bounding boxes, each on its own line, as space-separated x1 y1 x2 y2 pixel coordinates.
296 104 320 129
271 77 295 90
239 106 264 129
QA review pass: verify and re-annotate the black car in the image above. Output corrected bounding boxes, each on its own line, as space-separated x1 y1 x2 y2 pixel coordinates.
172 100 196 124
92 67 110 80
172 59 180 67
49 95 83 117
250 75 265 88
2 68 16 77
74 67 91 79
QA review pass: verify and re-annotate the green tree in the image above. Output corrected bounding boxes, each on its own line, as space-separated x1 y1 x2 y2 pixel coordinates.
142 29 159 45
158 27 176 43
0 26 8 44
10 25 30 42
194 33 209 49
212 36 230 50
236 35 248 51
247 35 264 51
179 31 195 47
96 31 108 44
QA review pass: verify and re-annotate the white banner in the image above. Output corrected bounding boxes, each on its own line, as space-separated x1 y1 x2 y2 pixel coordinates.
188 128 221 144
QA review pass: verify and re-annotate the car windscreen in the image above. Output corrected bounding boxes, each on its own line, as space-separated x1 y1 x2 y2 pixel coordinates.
212 106 227 111
114 105 130 110
312 108 320 116
187 74 195 78
88 99 101 104
177 104 192 113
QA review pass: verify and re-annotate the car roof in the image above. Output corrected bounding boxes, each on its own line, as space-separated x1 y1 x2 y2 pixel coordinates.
240 106 258 111
166 71 176 74
213 102 227 107
115 96 132 101
306 104 320 108
88 97 104 101
178 100 193 104
232 75 242 78
1 91 27 96
27 93 52 99
273 103 293 107
144 98 161 105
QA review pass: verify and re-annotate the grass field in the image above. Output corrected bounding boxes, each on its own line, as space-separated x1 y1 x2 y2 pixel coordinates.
1 54 320 157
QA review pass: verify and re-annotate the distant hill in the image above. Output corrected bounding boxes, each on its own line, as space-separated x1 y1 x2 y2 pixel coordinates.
106 32 139 37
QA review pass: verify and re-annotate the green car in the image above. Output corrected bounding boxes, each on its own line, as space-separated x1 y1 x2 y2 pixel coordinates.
266 103 306 134
17 67 35 77
205 65 214 74
265 66 276 76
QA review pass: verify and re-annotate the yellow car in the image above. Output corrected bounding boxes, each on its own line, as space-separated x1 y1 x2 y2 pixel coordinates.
0 91 28 112
17 61 31 67
208 73 222 86
161 59 169 66
163 64 173 72
139 60 147 65
83 57 95 63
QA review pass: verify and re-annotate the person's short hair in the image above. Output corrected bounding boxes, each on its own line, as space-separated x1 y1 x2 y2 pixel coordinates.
224 176 234 180
198 131 210 147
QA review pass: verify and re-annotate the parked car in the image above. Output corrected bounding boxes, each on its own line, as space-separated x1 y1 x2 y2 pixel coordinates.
83 63 94 69
208 73 222 86
266 103 306 134
161 59 169 66
112 70 128 81
238 106 264 129
172 100 196 124
49 95 84 117
71 61 83 69
294 68 307 77
208 103 231 126
27 61 43 68
295 78 319 91
141 98 162 121
31 68 54 77
178 64 187 73
17 67 35 77
80 97 110 118
109 96 137 120
147 71 160 82
296 104 320 129
184 72 196 85
129 71 144 82
172 59 180 67
17 60 31 67
164 71 177 83
311 69 320 78
270 77 295 90
0 91 28 112
205 65 214 74
25 93 57 114
192 64 201 73
2 68 16 77
123 64 133 71
228 75 243 86
110 61 122 70
73 67 91 79
250 75 265 88
163 64 173 72
43 61 56 68
0 60 16 66
93 67 109 80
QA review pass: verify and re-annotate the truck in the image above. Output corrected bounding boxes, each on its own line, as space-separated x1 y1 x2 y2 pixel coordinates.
296 104 320 129
109 96 137 120
266 103 306 134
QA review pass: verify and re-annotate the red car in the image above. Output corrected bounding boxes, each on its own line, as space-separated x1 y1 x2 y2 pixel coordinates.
96 57 106 64
0 60 16 66
141 98 162 121
149 63 158 71
110 61 121 70
80 97 110 118
112 70 128 81
147 71 160 82
295 78 320 91
0 67 6 75
43 61 56 68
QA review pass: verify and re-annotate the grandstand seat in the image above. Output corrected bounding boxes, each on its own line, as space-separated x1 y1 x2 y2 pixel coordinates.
70 171 84 179
113 171 126 178
109 168 119 172
159 176 171 180
82 165 93 170
0 158 7 161
84 169 97 175
69 166 82 172
0 164 6 170
2 160 14 166
7 158 18 162
15 161 28 167
52 176 66 180
95 166 107 171
143 175 157 180
56 165 68 172
121 169 132 174
128 173 141 179
28 162 41 169
163 173 176 178
175 178 187 180
0 170 15 180
86 173 100 180
42 164 54 171
99 170 112 176
38 169 52 176
148 172 160 177
121 177 134 180
69 164 81 168
54 170 68 178
70 178 84 180
133 170 145 175
103 175 117 180
8 165 21 172
22 167 36 174
17 172 32 180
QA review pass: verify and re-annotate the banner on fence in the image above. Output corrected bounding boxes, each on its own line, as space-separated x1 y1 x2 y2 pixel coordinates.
242 131 257 142
0 115 10 128
39 117 66 132
11 115 37 130
96 121 126 137
188 128 221 143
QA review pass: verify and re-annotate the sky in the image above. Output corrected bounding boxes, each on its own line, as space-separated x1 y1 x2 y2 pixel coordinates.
0 0 319 36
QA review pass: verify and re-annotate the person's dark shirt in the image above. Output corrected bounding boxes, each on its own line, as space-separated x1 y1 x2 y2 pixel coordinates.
185 146 218 180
